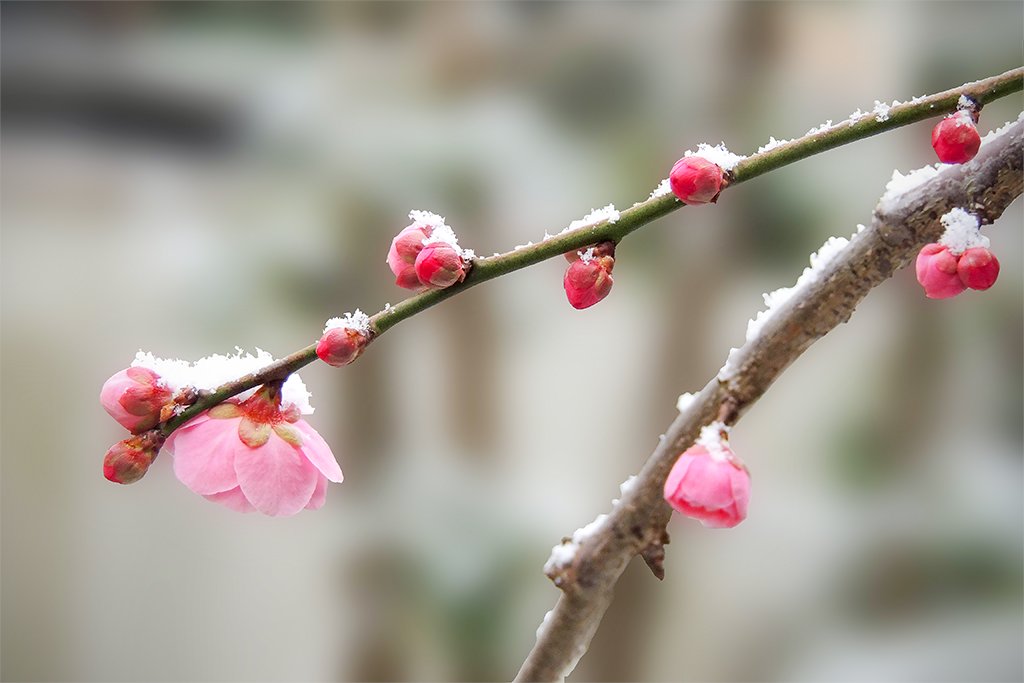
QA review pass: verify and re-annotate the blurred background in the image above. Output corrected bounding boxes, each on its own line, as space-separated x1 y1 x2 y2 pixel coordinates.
2 2 1022 681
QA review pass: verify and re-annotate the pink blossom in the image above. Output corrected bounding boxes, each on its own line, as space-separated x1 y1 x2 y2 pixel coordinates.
414 242 466 288
915 243 966 299
669 156 724 205
100 367 173 433
663 443 750 528
166 385 342 516
388 224 433 290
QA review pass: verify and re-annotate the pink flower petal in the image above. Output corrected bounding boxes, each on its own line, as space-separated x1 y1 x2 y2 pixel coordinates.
204 486 256 513
293 420 343 483
305 475 328 510
167 416 242 495
233 434 319 516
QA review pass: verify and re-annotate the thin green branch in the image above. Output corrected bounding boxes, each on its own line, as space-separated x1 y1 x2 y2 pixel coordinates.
159 66 1023 438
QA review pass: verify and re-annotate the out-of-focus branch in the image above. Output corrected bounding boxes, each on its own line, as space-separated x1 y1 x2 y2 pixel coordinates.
159 68 1023 437
514 119 1024 683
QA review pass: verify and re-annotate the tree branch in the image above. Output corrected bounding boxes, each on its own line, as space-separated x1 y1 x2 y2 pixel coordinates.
159 67 1023 437
513 119 1024 683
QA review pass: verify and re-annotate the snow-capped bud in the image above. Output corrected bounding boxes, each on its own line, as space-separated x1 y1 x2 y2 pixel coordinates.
103 432 164 485
669 156 724 205
388 225 433 290
100 367 173 433
915 243 965 299
564 253 614 309
931 110 981 164
664 441 749 529
316 326 370 367
415 242 466 288
957 246 1000 290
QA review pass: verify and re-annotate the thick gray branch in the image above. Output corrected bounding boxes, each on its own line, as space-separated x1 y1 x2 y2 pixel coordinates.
515 120 1023 682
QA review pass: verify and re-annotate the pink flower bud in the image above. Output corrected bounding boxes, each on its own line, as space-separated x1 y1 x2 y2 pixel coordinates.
957 246 1000 290
915 243 965 299
387 225 433 290
664 442 750 529
931 111 981 164
100 367 173 433
103 433 163 485
316 327 370 367
669 156 724 205
563 254 614 309
414 242 466 288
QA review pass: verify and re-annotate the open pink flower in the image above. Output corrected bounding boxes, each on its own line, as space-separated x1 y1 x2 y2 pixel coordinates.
166 384 342 516
100 367 173 433
664 442 750 528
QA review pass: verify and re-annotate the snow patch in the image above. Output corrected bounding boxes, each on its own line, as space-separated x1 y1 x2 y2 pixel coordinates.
543 514 609 575
410 209 475 260
938 208 988 254
648 177 672 200
132 349 314 414
684 142 746 171
718 231 855 381
757 135 795 154
676 391 697 413
324 309 370 335
878 164 942 213
696 421 731 460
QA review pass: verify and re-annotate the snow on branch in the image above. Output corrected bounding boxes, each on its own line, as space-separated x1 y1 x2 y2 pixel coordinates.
515 119 1023 683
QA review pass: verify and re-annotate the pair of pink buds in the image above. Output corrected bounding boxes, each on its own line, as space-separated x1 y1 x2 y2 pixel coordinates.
916 244 1000 299
387 213 469 291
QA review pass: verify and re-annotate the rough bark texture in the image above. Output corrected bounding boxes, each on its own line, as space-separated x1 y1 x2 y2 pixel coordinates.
515 120 1023 682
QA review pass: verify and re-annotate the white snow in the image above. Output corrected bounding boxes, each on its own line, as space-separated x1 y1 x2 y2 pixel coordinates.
696 421 731 460
543 513 609 575
132 349 314 414
805 121 832 136
566 204 620 232
978 110 1024 147
872 100 891 122
578 247 595 263
535 610 554 640
409 209 475 260
407 209 447 232
684 142 746 171
878 164 942 213
957 94 973 109
757 135 795 154
323 309 370 334
676 391 697 413
718 231 856 381
619 475 638 498
648 177 672 200
938 208 989 254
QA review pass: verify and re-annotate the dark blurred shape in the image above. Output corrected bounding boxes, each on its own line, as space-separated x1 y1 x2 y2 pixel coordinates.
536 46 648 132
1 2 241 153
